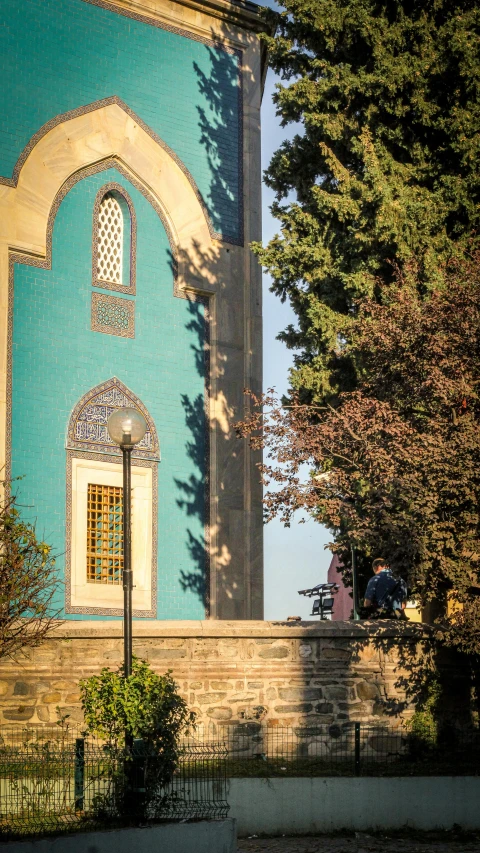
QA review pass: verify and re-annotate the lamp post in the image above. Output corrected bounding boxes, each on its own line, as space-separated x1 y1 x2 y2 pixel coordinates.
351 545 360 621
107 407 147 678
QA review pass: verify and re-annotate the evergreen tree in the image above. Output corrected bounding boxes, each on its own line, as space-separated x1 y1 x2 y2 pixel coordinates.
256 0 480 403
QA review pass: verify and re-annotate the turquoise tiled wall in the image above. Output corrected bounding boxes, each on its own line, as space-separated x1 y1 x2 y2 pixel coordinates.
11 168 207 620
1 0 241 242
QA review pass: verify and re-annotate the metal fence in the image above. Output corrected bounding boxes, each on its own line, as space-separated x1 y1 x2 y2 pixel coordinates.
0 728 228 839
213 722 480 778
1 722 479 838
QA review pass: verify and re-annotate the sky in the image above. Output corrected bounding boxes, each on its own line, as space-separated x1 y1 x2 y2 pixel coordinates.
260 63 333 621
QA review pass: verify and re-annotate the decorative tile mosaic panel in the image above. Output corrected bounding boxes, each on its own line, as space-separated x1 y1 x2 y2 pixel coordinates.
91 292 134 338
67 376 160 461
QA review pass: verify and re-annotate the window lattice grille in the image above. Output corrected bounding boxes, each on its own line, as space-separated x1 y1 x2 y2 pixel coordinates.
97 194 123 284
87 483 123 584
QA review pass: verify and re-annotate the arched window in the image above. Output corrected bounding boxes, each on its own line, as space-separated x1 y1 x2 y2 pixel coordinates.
91 184 136 337
65 377 158 617
97 193 124 285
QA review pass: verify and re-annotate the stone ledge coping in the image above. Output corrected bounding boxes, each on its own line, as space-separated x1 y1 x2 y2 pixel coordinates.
113 0 264 33
50 619 432 640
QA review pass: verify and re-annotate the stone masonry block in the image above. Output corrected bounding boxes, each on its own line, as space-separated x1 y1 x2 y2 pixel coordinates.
196 693 227 705
278 688 323 702
41 693 61 704
257 646 289 660
3 707 35 721
229 693 256 703
207 707 232 720
274 704 313 714
148 649 187 659
357 681 379 700
325 686 348 700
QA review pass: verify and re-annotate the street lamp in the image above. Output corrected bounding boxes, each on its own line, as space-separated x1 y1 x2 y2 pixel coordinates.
351 546 360 621
107 407 147 678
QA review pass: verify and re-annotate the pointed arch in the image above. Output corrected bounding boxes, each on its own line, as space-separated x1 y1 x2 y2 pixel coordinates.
66 376 160 462
4 100 217 267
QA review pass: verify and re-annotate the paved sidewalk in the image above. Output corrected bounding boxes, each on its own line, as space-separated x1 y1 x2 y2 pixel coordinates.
238 833 480 853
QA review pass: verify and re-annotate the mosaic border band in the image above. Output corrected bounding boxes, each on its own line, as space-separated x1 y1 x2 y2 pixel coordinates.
92 183 137 295
0 91 244 246
82 0 241 54
64 450 158 617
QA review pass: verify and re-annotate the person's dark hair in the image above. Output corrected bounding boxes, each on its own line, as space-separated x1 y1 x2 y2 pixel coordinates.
372 558 387 571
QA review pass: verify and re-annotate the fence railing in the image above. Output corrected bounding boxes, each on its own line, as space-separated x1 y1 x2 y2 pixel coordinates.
0 729 228 839
212 722 480 778
1 722 479 838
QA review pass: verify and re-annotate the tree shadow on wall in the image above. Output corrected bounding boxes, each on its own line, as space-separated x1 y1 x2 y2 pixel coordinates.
175 389 208 612
346 620 474 728
194 45 242 243
172 295 209 612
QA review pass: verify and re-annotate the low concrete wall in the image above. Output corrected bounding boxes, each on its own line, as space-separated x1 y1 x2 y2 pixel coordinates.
228 777 480 834
1 819 236 853
1 619 465 731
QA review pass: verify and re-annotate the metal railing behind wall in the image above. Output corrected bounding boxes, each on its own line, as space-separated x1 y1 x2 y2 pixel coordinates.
213 722 480 778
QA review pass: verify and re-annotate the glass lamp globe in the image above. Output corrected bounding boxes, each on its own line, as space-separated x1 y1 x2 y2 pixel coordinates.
107 407 147 447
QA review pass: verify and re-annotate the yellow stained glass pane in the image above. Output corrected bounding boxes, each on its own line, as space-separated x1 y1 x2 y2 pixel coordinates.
86 483 123 584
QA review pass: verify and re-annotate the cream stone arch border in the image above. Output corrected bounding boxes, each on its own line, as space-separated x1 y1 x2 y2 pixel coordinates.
0 102 218 606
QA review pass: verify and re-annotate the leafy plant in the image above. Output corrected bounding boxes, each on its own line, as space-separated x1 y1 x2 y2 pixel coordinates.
0 483 60 659
80 656 195 814
406 678 442 756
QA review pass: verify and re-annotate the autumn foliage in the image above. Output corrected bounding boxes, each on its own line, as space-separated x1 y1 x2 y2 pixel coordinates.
237 255 480 653
0 487 60 659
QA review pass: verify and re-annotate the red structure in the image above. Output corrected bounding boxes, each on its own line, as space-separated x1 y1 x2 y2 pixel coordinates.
328 555 353 620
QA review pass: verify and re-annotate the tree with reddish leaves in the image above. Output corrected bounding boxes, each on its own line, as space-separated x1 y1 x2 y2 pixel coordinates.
238 254 480 653
0 486 60 659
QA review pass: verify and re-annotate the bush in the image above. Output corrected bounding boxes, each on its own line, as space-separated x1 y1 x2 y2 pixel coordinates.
0 485 60 659
80 656 195 814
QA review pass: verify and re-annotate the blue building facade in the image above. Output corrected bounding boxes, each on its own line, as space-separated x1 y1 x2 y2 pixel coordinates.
1 0 264 621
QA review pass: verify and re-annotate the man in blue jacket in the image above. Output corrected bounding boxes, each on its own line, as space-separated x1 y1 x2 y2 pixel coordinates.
363 558 408 619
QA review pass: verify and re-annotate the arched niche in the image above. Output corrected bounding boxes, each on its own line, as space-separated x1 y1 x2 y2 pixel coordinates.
66 376 160 462
65 377 158 618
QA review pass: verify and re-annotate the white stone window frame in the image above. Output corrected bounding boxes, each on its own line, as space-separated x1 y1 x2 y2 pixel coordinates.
92 183 137 295
65 451 157 617
65 378 159 617
70 455 153 612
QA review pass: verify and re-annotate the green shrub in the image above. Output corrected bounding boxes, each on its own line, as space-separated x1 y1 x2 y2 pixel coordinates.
80 656 195 812
407 678 441 754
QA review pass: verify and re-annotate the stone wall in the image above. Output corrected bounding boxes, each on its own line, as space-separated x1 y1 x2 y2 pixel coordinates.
0 621 468 730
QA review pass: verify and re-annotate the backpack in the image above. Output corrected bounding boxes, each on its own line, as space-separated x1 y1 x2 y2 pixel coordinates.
379 579 408 619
